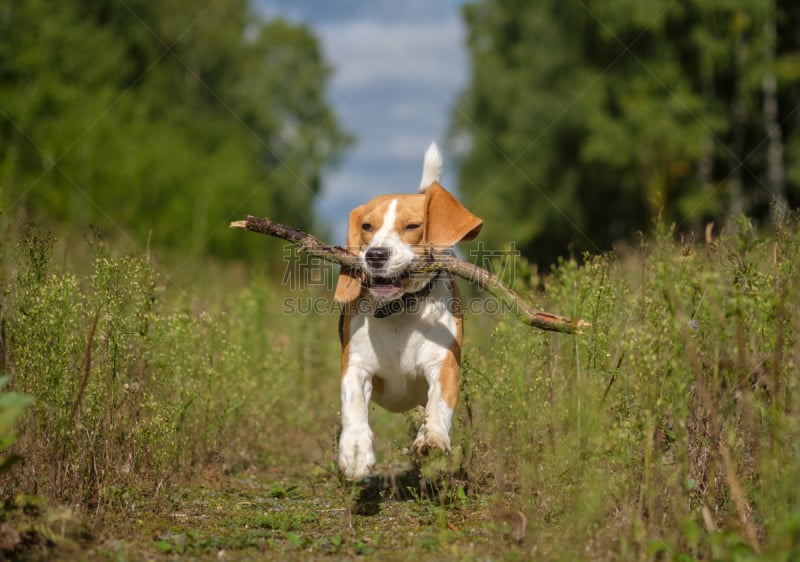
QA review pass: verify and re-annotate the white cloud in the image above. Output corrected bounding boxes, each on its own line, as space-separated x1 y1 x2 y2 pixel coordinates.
316 9 467 184
318 13 466 94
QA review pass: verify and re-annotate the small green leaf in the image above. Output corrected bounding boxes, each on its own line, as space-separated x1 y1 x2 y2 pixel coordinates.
286 532 304 547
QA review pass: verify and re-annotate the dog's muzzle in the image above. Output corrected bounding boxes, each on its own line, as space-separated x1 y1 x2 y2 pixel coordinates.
364 247 390 270
361 246 410 301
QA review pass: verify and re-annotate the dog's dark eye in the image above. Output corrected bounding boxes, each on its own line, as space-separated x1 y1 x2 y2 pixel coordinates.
405 223 421 231
361 223 374 232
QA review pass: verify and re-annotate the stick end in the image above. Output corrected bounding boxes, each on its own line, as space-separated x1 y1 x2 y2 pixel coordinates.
230 220 248 229
573 319 591 335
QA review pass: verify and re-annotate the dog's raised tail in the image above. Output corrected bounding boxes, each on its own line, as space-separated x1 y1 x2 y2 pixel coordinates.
419 142 443 193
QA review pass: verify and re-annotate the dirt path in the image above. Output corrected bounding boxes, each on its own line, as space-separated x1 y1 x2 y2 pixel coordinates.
7 456 527 561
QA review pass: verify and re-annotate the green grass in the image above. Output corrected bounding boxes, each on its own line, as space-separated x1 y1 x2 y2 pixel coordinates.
1 216 799 560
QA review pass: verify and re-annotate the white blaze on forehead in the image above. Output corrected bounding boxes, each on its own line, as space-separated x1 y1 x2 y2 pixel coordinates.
371 199 399 244
361 197 418 277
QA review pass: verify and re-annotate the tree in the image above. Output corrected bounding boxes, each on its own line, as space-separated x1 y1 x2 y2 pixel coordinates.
0 0 349 258
453 0 800 265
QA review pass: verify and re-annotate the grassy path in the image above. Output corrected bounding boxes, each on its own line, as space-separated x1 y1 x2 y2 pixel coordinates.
9 454 527 561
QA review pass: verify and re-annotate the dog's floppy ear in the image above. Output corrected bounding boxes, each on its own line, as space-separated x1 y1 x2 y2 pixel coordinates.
334 206 364 304
423 183 483 248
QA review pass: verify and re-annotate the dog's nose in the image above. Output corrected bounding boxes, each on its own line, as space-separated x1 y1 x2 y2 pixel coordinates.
365 247 390 269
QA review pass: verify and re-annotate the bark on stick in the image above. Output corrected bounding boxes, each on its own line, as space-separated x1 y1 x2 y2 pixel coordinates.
231 215 588 334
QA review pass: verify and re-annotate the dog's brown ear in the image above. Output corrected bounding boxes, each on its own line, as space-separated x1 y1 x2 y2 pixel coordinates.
334 206 364 304
423 183 483 248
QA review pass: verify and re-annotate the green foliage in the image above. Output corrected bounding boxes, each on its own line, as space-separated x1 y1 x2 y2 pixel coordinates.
0 0 349 258
0 375 34 474
460 216 800 559
454 0 800 265
0 226 340 504
2 215 800 559
1 217 799 562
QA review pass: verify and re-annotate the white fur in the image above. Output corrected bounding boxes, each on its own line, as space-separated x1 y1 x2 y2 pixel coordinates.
338 280 457 480
419 142 443 193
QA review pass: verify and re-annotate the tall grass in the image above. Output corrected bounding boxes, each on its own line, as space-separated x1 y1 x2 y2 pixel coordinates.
0 226 340 507
460 217 800 559
2 217 799 560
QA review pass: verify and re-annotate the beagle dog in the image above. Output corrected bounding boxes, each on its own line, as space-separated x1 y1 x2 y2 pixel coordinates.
334 143 483 480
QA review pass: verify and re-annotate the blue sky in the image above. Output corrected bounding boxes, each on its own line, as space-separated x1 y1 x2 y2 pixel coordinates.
254 1 470 243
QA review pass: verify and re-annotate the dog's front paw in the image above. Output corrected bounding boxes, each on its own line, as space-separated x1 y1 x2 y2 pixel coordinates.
412 426 451 456
338 428 376 480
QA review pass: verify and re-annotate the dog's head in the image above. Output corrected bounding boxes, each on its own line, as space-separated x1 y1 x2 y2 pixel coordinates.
334 144 482 304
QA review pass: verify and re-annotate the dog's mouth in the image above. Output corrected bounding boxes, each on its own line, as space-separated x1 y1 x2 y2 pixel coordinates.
365 271 410 300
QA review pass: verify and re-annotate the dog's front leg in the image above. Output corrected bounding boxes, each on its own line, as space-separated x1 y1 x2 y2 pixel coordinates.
413 351 459 454
338 366 376 480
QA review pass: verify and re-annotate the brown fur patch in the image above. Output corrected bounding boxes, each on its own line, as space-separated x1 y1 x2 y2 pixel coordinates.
339 307 353 376
439 277 463 409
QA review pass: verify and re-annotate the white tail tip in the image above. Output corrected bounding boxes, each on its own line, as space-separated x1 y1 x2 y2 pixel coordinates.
419 142 443 193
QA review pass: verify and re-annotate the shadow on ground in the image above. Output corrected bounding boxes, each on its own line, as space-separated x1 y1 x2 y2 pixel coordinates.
352 464 470 516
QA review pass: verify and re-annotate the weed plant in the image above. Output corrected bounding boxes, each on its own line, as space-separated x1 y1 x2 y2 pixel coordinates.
460 217 800 559
1 217 798 560
0 226 340 510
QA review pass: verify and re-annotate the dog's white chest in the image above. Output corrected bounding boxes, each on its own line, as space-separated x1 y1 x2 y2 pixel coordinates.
346 284 457 411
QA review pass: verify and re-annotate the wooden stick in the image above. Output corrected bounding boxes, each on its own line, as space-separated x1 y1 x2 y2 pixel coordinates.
231 215 589 334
